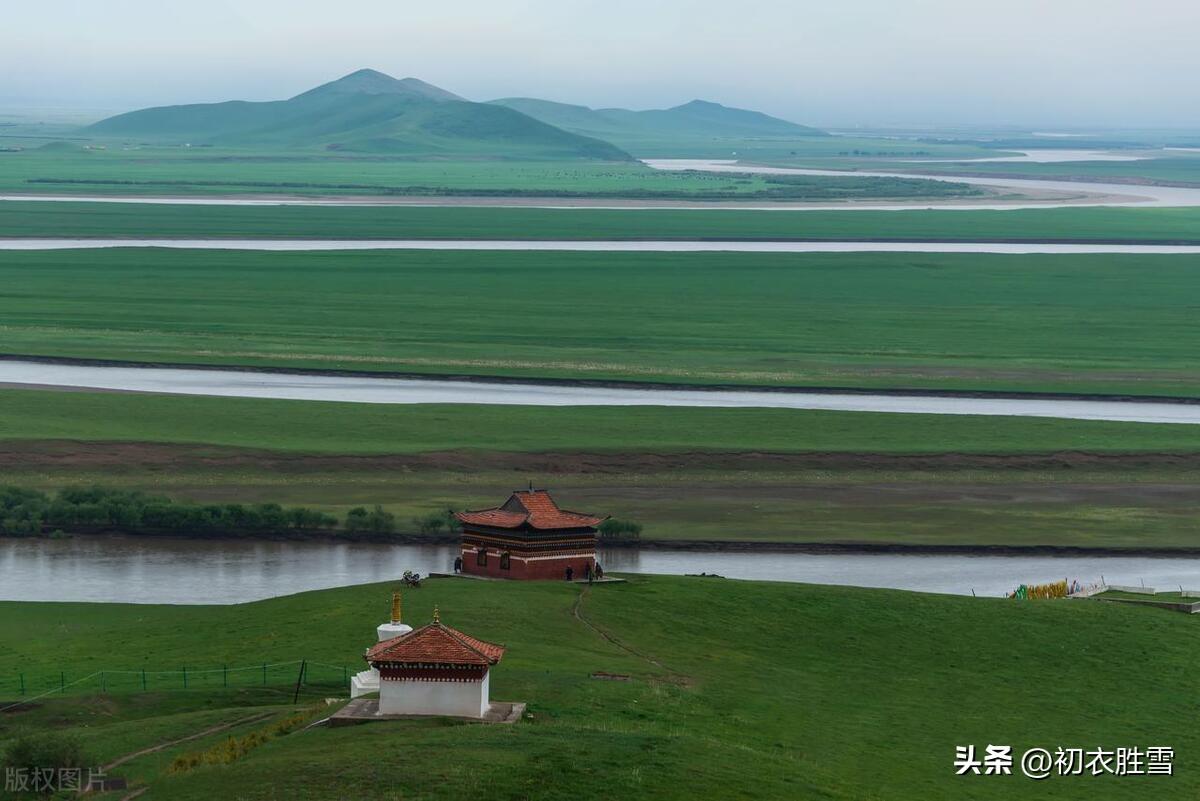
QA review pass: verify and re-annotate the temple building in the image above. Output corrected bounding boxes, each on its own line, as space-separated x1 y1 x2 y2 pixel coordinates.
454 489 606 580
353 596 506 719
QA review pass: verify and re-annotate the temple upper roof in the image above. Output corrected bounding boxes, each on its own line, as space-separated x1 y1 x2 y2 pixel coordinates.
455 489 606 531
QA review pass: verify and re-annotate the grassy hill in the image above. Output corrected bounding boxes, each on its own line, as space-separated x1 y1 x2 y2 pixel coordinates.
491 95 827 151
2 576 1196 799
88 69 632 161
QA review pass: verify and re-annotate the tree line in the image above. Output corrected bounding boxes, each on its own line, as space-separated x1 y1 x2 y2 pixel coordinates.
0 486 450 541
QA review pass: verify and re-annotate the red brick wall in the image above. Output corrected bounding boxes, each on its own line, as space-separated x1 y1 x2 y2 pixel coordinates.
461 547 594 580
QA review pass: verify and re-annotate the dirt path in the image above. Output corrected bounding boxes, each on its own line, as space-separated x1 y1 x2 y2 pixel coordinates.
571 587 690 685
102 708 279 797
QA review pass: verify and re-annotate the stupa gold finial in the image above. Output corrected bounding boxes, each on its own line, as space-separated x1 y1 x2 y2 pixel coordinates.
390 591 402 625
433 605 441 624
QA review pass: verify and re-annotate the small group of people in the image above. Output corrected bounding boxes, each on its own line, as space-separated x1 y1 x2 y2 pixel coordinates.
565 562 603 583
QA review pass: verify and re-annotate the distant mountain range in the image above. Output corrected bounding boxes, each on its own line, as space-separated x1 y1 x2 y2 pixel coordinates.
89 69 825 160
490 97 827 145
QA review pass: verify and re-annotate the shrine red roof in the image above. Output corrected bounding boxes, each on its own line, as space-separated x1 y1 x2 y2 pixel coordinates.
366 619 505 666
455 489 606 531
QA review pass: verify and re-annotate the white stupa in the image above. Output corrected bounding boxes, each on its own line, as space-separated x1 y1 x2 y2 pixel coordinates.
350 591 413 698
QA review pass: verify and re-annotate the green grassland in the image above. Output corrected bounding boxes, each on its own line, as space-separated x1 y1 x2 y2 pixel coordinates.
7 389 1200 455
0 149 978 200
4 249 1200 396
3 577 1199 800
5 389 1200 548
6 201 1200 242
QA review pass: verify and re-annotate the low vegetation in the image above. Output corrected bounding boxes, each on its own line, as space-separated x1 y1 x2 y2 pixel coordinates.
4 390 1200 549
3 249 1200 395
1 577 1198 799
598 518 642 540
0 485 420 540
4 201 1200 242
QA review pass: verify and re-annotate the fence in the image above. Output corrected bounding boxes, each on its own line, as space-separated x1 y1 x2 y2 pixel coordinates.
0 660 355 710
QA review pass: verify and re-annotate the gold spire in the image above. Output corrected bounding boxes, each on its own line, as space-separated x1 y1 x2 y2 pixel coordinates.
390 591 402 625
432 605 441 624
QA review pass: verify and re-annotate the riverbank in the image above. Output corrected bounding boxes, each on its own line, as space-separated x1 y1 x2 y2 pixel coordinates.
6 247 1200 398
7 200 1200 243
4 576 1199 799
6 353 1200 405
13 527 1200 559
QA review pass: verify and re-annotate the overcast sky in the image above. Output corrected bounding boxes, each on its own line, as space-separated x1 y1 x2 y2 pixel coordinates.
4 0 1199 127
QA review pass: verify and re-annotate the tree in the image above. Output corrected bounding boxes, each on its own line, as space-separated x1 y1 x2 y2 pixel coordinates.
598 519 642 541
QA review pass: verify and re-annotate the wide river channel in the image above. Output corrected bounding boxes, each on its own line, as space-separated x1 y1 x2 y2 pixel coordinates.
6 154 1200 211
2 239 1200 253
2 360 1199 424
1 536 1195 604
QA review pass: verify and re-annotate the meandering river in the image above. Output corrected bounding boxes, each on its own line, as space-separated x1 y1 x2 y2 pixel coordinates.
3 360 1199 423
0 536 1193 604
3 239 1200 253
5 154 1200 211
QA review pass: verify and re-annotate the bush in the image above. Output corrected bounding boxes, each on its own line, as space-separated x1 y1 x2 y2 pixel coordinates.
345 505 396 536
0 485 340 539
3 731 91 793
411 512 448 536
598 519 642 540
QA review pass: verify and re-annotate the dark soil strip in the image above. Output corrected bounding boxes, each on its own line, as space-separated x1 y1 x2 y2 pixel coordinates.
6 440 1200 473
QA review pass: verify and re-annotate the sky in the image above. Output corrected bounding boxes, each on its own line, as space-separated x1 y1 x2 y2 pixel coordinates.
3 0 1199 127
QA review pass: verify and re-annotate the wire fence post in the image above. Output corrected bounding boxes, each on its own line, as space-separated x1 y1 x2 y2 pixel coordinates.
60 672 65 694
262 663 267 686
141 668 147 692
343 665 348 688
100 672 106 693
223 664 228 688
19 673 25 695
292 660 306 704
182 666 188 689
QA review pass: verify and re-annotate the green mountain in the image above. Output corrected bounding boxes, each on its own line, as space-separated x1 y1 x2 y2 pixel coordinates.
490 96 827 147
88 70 632 161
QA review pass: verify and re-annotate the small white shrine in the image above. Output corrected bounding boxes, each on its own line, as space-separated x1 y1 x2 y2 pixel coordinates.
351 593 505 720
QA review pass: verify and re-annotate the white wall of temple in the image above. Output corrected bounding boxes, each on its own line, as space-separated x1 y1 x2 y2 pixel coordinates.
379 674 490 718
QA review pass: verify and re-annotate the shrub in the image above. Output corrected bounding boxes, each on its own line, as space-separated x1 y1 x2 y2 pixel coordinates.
598 519 642 540
412 512 448 536
3 731 91 792
345 505 396 536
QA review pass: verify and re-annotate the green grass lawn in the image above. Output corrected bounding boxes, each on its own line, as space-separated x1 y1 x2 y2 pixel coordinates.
4 249 1200 395
0 149 975 200
6 389 1200 548
2 577 1198 799
5 202 1200 242
7 388 1200 455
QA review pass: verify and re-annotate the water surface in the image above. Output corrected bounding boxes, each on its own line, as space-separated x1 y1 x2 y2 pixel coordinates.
0 536 1191 604
3 360 1200 423
3 239 1200 253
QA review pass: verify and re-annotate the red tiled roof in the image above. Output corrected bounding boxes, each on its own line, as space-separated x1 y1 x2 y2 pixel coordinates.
366 620 505 666
455 489 605 531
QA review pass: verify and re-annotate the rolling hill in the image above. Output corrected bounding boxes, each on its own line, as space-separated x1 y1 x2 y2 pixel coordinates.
490 96 828 149
88 70 632 161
